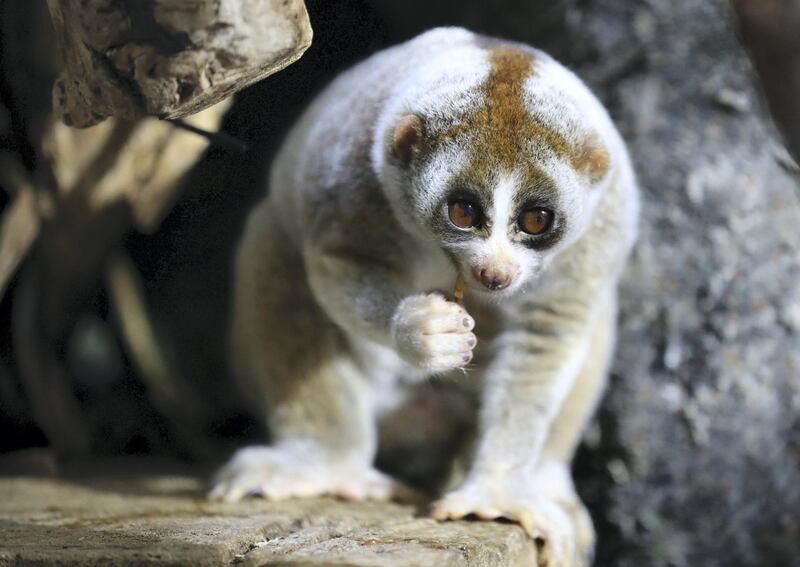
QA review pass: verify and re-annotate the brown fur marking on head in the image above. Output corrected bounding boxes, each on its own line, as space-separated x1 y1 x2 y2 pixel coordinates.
474 47 563 177
431 46 609 185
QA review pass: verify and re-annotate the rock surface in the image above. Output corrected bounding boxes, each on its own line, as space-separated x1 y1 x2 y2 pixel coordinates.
0 471 537 566
564 2 800 566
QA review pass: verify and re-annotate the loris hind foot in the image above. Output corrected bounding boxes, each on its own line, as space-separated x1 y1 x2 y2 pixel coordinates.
209 444 413 503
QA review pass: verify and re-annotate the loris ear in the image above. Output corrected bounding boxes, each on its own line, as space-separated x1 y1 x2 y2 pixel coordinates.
391 114 424 165
574 134 610 183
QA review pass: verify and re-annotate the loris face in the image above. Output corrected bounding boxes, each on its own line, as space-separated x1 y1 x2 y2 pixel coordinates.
430 169 570 296
385 45 613 297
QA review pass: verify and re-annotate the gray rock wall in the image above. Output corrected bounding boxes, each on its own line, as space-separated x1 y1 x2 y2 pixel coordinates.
567 2 800 565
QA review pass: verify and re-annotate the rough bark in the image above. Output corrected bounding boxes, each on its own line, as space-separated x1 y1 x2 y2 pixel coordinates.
47 0 313 127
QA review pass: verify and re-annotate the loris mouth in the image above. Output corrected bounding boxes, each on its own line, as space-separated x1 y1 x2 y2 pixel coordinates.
460 276 520 300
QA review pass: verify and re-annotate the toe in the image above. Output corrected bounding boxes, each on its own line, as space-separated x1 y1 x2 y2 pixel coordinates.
221 481 249 503
472 507 503 520
207 482 227 502
430 495 470 521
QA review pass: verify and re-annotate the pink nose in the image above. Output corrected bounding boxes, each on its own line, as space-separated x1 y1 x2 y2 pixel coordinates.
472 266 513 291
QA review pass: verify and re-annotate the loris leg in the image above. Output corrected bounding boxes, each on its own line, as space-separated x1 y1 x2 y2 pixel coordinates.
210 354 395 502
211 202 398 502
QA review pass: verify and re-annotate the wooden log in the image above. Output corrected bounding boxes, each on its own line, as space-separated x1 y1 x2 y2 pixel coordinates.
47 0 312 128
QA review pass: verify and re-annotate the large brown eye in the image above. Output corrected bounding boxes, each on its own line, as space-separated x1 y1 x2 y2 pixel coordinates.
448 200 481 229
518 208 554 235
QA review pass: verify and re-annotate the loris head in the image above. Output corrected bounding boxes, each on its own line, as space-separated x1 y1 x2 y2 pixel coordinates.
379 38 617 297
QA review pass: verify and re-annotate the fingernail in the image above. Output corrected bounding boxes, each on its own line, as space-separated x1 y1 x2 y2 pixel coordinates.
467 337 476 347
463 353 471 363
463 318 471 327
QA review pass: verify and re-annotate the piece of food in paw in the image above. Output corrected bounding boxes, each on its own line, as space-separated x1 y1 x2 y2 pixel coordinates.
453 275 466 304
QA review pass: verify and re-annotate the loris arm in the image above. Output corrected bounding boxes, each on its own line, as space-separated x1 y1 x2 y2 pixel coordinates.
468 278 608 480
305 246 476 373
305 246 407 344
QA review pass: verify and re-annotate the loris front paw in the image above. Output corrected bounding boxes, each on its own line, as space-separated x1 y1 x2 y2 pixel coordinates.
430 475 585 567
391 292 476 373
